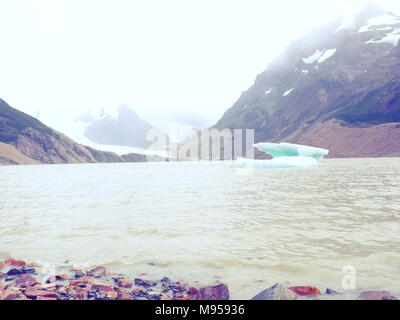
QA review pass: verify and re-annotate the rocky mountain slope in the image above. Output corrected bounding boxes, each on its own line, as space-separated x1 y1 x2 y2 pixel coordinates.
214 5 400 158
76 104 155 149
0 98 161 165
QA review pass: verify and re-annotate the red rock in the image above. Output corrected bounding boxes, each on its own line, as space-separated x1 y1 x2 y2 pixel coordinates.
69 280 80 286
92 284 113 292
86 266 107 277
358 291 398 300
107 291 118 299
183 295 191 300
37 296 58 301
5 258 26 267
24 289 59 300
289 286 321 296
0 262 4 270
16 274 38 287
55 274 69 281
76 276 94 284
117 280 132 288
118 293 133 300
138 273 147 277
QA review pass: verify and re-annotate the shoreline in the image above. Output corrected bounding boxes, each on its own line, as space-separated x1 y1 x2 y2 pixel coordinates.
1 257 398 300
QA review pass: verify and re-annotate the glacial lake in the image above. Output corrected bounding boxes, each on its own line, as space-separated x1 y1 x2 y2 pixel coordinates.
0 158 399 299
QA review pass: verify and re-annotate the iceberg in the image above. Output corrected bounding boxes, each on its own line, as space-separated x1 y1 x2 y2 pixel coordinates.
233 142 329 168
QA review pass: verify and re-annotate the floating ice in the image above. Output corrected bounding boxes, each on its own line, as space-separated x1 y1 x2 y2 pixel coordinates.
233 143 329 168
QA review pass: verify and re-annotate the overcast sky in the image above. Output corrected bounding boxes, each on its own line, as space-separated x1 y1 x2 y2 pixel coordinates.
0 0 399 131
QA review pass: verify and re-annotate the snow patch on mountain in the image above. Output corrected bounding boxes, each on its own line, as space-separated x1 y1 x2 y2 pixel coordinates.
303 50 324 64
359 13 400 33
283 88 294 97
265 88 273 95
303 48 336 64
366 28 400 46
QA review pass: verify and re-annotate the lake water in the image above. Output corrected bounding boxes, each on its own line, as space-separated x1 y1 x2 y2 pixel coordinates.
0 159 399 299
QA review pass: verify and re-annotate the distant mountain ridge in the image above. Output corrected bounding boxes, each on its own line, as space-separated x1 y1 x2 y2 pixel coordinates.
0 98 161 165
214 5 400 158
77 104 155 149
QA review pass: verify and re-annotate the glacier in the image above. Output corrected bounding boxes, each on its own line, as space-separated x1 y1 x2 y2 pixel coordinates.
233 142 329 168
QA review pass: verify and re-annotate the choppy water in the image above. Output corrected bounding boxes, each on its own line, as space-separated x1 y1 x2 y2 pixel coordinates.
0 159 399 299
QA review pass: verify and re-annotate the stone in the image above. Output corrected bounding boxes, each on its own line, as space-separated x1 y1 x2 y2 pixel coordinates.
117 279 132 288
160 277 170 283
358 291 398 300
134 278 151 288
118 293 133 300
188 287 198 296
55 274 69 281
37 296 58 301
24 289 59 300
325 288 338 295
76 276 94 284
106 291 118 299
16 274 38 287
289 286 321 296
251 283 302 300
198 284 229 300
6 269 27 276
74 271 86 279
5 258 26 267
86 266 107 278
92 284 114 292
2 294 18 300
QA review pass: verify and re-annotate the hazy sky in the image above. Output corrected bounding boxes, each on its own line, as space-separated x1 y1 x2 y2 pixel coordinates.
0 0 399 131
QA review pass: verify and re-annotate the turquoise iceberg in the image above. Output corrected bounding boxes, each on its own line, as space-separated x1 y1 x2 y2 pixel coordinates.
234 143 329 168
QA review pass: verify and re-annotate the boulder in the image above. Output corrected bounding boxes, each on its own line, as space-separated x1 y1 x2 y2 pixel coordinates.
6 268 35 276
24 289 59 300
198 283 229 300
251 283 302 300
325 288 338 295
5 258 26 267
86 266 107 278
15 274 38 287
358 291 398 300
289 286 321 296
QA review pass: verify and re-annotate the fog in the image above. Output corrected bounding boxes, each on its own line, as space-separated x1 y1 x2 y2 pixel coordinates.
0 0 399 133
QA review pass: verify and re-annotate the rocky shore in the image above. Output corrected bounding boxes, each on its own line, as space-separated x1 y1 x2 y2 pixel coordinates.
0 258 228 301
0 258 398 300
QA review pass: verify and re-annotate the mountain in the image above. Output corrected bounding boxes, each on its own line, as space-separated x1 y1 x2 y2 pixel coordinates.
76 104 155 149
0 98 162 165
214 5 400 158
